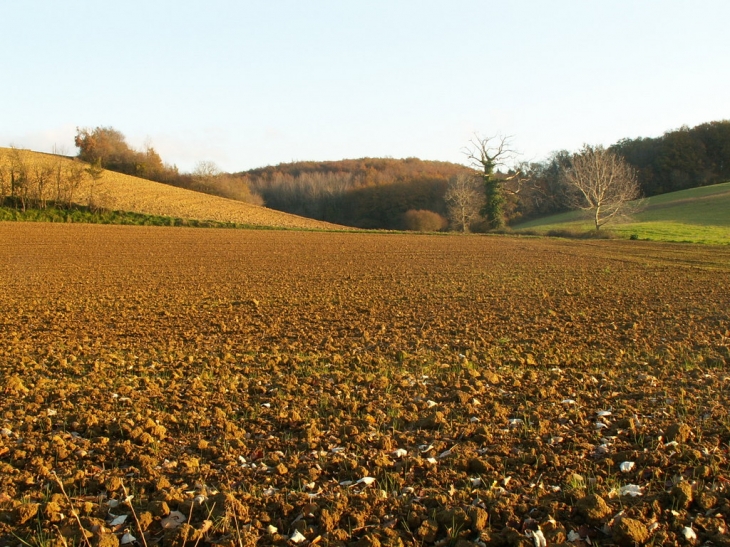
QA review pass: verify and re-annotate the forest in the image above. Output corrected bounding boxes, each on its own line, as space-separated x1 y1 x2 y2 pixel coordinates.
45 120 730 230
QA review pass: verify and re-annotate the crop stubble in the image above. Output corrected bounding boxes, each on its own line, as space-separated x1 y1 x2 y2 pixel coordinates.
1 223 729 547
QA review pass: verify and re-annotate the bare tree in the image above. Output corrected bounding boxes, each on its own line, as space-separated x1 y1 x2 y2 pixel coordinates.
85 160 105 211
444 173 484 232
464 134 522 229
562 145 641 230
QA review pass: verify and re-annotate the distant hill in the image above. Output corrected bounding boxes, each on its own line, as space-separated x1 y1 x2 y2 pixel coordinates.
236 157 471 229
513 181 730 244
0 148 342 230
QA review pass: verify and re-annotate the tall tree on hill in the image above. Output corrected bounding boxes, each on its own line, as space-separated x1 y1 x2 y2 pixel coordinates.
562 145 641 230
464 134 521 229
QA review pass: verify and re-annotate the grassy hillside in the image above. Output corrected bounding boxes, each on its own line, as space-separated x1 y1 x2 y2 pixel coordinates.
0 148 342 230
513 181 730 244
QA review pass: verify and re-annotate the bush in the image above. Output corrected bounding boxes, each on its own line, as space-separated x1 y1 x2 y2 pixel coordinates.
403 209 447 232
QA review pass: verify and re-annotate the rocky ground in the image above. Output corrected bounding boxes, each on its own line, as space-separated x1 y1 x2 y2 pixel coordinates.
1 224 729 547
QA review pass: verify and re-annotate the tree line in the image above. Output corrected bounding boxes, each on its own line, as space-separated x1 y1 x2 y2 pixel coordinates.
611 120 730 196
0 147 90 211
6 121 726 231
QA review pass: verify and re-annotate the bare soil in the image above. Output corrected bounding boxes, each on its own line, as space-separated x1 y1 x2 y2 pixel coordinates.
1 224 729 547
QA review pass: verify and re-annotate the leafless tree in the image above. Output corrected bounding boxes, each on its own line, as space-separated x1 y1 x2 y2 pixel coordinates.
463 134 523 229
562 145 641 230
444 173 484 232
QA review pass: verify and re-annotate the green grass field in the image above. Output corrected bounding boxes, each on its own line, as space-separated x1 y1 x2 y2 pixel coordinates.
513 181 730 244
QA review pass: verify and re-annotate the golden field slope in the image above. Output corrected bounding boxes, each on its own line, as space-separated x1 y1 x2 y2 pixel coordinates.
0 148 343 230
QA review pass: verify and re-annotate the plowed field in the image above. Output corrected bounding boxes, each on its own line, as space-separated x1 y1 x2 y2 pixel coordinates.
1 223 729 547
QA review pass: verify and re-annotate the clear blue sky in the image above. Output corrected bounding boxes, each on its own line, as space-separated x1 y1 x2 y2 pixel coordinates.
2 1 728 172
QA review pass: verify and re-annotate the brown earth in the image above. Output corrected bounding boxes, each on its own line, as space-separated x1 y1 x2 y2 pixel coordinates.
1 223 730 547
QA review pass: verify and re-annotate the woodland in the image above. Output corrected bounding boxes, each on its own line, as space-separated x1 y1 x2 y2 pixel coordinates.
7 120 730 231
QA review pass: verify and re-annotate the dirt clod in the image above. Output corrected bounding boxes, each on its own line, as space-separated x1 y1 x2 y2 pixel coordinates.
612 517 650 546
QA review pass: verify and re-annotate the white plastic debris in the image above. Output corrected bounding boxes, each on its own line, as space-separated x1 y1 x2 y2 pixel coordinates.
548 436 564 445
426 400 438 408
108 514 128 526
267 525 278 534
263 487 278 496
339 480 354 486
681 527 697 541
438 448 452 459
357 476 376 486
393 448 408 458
527 529 547 547
619 461 635 473
470 477 482 487
161 510 186 530
120 533 136 545
594 422 608 429
419 444 434 452
597 410 612 417
107 499 120 508
426 457 437 464
470 417 480 423
567 530 581 542
561 399 576 405
509 418 524 426
290 530 307 543
620 484 643 497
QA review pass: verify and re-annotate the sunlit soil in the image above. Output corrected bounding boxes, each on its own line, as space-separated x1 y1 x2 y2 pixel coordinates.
1 223 729 547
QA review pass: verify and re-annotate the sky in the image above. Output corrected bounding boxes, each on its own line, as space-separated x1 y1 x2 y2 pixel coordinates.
2 1 729 173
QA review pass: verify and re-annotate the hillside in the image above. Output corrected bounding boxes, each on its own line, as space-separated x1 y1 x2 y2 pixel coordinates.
513 181 730 244
238 157 471 229
0 148 342 230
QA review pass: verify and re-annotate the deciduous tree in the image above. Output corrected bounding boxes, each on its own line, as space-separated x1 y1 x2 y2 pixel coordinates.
444 173 483 232
562 145 641 230
464 134 521 229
